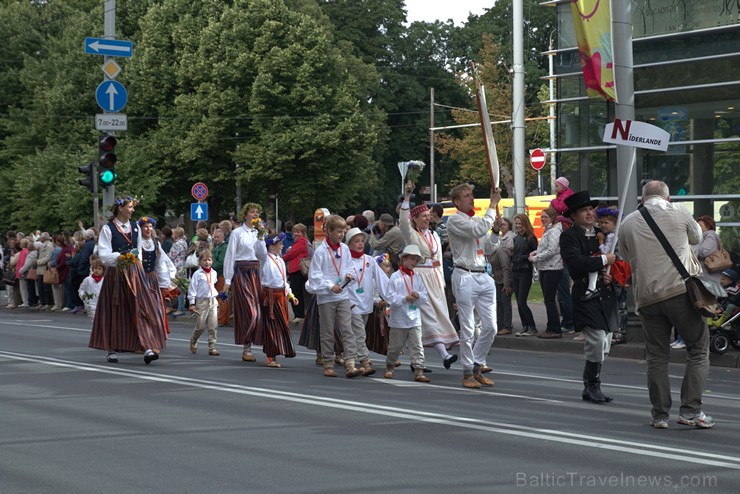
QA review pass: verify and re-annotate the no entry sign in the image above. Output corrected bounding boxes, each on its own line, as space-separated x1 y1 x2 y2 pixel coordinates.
530 148 546 171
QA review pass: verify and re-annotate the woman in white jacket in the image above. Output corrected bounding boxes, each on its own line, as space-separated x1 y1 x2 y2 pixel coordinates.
529 207 564 338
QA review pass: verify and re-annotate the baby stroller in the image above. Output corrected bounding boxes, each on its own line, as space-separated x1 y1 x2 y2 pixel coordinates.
709 309 740 355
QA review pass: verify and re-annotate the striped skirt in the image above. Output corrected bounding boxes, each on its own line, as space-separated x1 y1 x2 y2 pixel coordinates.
143 270 169 335
365 302 389 355
298 293 344 354
260 288 296 359
89 262 167 352
232 260 262 345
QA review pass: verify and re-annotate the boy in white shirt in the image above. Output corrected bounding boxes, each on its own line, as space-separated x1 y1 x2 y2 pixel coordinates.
306 215 361 378
345 227 390 376
188 250 220 356
384 245 431 383
78 257 105 321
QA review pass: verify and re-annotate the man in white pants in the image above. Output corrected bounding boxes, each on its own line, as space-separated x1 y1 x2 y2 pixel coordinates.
446 184 501 388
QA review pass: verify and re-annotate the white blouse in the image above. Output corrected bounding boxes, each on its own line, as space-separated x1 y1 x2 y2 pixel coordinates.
223 225 267 285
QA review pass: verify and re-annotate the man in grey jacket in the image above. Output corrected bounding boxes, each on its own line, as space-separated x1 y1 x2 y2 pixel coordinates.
621 180 714 429
34 232 54 310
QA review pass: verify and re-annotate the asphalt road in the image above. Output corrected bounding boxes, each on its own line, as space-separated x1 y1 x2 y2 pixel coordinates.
1 309 739 493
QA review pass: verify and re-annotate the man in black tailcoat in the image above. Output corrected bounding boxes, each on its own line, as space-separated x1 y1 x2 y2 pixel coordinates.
559 191 619 403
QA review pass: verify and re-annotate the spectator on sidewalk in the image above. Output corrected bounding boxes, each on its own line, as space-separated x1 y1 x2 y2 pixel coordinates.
488 217 514 335
369 213 404 271
512 214 538 336
529 207 564 339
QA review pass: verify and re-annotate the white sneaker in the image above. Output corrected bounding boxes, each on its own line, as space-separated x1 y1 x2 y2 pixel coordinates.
673 341 686 350
61 307 71 312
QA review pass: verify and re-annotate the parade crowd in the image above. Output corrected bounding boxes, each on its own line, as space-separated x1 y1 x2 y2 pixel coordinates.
2 178 739 429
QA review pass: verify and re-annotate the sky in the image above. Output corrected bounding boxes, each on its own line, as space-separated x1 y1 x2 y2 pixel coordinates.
404 0 494 25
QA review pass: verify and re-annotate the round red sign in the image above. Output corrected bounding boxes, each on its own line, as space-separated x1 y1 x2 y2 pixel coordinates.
530 148 546 171
191 182 208 201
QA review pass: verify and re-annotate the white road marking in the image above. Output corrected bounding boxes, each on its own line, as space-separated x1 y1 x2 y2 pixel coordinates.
3 320 739 402
1 349 739 470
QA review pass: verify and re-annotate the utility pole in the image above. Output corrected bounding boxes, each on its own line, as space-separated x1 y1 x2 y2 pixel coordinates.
548 32 557 194
612 1 637 215
101 0 116 216
512 0 526 213
429 87 436 203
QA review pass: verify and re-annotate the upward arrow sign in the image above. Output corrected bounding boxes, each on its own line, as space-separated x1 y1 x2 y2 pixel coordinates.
105 84 118 111
195 205 204 219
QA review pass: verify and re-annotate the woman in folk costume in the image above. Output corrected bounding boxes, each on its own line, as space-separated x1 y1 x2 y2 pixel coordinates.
138 216 176 334
88 195 168 364
223 202 268 363
259 232 298 368
400 180 460 370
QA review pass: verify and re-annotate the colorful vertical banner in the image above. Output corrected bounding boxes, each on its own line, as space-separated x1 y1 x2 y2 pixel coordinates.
570 0 617 102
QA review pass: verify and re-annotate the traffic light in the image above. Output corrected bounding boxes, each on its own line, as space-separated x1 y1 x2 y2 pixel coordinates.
98 133 117 188
78 162 95 193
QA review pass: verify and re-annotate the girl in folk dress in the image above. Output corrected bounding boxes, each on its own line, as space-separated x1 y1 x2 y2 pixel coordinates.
223 203 268 362
400 180 459 369
259 233 298 368
138 216 175 334
88 195 167 364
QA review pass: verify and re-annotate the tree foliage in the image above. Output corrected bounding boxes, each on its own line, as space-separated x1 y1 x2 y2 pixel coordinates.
0 0 558 232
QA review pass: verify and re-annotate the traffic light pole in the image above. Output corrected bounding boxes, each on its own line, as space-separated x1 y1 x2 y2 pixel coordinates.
101 0 116 216
92 160 100 227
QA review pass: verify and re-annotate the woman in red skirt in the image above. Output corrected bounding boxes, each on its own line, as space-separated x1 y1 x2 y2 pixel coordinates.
223 203 268 362
88 196 168 364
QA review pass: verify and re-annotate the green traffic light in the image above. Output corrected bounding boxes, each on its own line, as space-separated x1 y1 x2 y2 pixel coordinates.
100 169 117 186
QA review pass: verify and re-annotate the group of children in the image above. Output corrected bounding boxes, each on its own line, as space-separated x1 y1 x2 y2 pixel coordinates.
305 215 433 382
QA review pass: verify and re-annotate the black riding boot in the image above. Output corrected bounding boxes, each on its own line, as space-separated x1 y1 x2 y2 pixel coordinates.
582 361 612 403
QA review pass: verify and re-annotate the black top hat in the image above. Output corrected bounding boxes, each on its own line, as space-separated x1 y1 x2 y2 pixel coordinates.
563 191 599 218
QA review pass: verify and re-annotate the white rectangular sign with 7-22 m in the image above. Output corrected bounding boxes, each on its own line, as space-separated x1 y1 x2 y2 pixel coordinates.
96 114 128 131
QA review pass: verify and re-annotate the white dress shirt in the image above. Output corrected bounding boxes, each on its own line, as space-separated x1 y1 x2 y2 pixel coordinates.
188 267 218 305
346 254 390 314
387 269 428 328
306 240 353 305
446 208 496 271
97 219 143 268
223 224 267 285
261 252 293 298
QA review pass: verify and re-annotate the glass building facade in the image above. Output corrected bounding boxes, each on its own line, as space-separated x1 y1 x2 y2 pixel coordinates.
546 0 739 250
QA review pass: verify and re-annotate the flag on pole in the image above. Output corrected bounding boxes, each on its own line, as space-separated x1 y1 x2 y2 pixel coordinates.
570 0 617 102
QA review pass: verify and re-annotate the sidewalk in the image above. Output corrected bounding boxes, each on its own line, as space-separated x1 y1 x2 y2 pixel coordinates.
497 301 740 369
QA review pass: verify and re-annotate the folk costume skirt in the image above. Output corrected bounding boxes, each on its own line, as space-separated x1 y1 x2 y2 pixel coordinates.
365 302 389 356
232 260 262 346
260 288 296 359
89 262 167 352
298 292 344 354
416 267 459 349
143 269 169 335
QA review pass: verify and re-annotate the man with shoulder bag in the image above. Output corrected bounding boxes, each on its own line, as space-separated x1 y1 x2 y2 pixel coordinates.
620 180 715 429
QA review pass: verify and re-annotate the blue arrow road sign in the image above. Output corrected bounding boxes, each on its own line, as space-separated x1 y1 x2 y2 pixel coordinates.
95 81 128 113
191 203 208 222
85 37 133 58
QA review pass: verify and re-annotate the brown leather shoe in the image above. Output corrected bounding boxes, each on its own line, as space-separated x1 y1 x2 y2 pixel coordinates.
189 340 197 353
497 329 513 335
242 351 256 362
474 374 495 386
315 356 324 366
346 366 363 378
360 361 376 376
334 356 345 366
462 376 481 389
480 365 493 374
323 368 337 377
266 360 281 368
537 331 563 339
208 348 220 356
414 369 431 383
